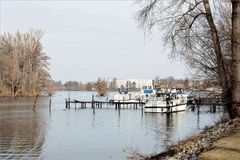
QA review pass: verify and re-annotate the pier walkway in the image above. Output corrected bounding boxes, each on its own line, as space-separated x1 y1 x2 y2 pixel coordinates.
65 99 145 110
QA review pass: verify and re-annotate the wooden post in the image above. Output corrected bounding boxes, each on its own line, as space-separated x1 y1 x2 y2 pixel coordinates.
65 98 67 109
213 104 216 112
68 97 70 109
191 105 195 111
49 98 52 112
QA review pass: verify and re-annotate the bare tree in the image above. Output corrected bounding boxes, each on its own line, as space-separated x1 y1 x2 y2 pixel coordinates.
138 0 240 118
0 31 53 99
96 78 107 96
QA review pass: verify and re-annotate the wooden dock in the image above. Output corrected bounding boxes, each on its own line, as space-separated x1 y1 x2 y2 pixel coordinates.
65 98 145 110
188 96 222 106
65 94 223 113
187 96 223 113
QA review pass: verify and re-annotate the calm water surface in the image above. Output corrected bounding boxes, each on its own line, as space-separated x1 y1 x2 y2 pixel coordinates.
0 91 223 160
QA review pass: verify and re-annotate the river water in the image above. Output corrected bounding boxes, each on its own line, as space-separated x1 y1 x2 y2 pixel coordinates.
0 91 223 160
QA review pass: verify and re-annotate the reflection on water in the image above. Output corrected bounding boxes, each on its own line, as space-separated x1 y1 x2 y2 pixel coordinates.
0 104 48 160
0 91 223 160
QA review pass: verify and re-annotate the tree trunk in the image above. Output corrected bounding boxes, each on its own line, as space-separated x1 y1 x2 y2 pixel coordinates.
203 0 233 117
203 0 229 89
231 0 240 118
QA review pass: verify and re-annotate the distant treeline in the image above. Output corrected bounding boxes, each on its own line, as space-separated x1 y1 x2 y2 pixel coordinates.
0 31 53 97
54 79 117 92
54 77 217 92
54 78 144 92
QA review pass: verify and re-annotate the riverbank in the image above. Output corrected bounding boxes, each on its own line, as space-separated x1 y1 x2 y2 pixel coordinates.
139 117 240 160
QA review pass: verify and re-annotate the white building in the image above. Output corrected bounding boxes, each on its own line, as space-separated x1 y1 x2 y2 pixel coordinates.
116 79 154 90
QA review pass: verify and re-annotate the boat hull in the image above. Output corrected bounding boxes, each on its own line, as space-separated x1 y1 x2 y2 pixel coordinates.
144 104 187 113
113 99 139 103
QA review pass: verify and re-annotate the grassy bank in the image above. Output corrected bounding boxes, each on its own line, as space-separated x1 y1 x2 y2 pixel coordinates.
198 127 240 160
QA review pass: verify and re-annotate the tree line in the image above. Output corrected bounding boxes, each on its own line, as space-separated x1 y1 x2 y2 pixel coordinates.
0 31 53 97
54 79 117 92
54 77 203 92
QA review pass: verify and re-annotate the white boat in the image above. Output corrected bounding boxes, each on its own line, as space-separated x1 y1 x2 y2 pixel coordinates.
144 100 187 113
113 93 138 103
112 87 139 103
136 88 157 103
144 88 188 113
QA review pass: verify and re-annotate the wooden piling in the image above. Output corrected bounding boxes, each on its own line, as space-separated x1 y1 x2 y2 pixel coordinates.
49 98 52 112
65 98 67 109
68 98 70 109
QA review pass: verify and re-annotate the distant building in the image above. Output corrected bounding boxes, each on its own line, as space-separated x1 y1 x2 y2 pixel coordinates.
116 79 154 90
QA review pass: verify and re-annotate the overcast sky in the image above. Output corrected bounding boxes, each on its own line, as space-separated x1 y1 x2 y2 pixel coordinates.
1 0 187 82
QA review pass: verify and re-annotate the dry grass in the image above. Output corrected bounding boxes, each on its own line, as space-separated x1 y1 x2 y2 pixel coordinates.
198 127 240 160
